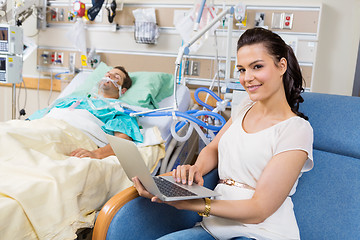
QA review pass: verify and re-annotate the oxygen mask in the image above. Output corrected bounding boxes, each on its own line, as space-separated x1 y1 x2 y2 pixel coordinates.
101 76 120 88
99 77 122 97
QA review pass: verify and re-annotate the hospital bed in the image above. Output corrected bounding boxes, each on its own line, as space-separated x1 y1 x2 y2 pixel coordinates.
0 64 193 240
58 66 195 174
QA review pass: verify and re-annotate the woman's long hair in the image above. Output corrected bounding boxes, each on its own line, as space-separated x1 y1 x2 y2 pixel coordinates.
237 28 308 120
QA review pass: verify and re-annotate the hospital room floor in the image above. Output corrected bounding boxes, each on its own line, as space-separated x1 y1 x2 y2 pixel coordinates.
77 228 93 240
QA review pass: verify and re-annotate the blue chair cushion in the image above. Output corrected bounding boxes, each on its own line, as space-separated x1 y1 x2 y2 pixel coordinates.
292 149 360 239
300 92 360 158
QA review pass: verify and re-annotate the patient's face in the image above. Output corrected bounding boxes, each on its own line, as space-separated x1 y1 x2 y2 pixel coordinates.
99 68 126 98
105 68 125 86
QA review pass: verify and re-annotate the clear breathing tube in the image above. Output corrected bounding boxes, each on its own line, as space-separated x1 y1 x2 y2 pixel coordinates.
83 86 227 145
125 108 226 144
120 88 227 145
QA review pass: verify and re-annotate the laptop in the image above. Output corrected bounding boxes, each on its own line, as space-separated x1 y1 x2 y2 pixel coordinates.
106 134 220 201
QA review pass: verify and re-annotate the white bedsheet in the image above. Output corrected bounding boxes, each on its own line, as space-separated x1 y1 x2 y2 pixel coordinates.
45 108 167 148
0 118 164 239
46 108 108 147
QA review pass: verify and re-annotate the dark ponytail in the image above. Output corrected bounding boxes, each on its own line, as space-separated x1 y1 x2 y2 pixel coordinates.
237 28 308 120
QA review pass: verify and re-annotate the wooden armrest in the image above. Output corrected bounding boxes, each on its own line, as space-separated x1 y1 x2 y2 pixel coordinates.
92 172 172 240
92 186 139 240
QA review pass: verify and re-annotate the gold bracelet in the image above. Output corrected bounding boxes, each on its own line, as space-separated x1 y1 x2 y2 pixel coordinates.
197 197 211 217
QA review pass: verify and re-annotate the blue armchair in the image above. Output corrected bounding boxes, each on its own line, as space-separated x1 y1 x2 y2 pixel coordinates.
92 92 360 240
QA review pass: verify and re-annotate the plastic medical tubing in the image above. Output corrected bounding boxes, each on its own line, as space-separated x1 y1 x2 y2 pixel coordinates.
129 109 226 132
194 87 223 111
54 71 70 80
122 107 225 144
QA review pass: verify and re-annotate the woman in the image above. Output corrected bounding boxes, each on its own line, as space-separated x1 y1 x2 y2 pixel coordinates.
133 28 313 239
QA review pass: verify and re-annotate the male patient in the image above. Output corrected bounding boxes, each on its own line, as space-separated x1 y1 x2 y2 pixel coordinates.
70 66 140 159
29 66 143 159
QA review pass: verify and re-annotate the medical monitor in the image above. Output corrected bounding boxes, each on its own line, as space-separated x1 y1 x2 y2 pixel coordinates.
0 55 23 83
0 25 23 55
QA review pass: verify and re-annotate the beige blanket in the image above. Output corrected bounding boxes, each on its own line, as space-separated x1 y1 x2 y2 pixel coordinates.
0 118 164 240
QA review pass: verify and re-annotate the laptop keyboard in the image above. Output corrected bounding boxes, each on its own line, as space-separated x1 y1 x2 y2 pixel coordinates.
154 177 197 197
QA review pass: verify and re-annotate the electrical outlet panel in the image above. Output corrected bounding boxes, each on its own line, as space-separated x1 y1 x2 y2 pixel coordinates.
283 13 294 29
271 12 294 29
50 8 58 21
56 52 64 64
48 51 64 65
50 51 56 63
41 51 50 64
191 61 200 76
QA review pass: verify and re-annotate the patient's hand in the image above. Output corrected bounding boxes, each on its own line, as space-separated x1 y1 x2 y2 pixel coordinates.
70 143 117 159
70 148 98 158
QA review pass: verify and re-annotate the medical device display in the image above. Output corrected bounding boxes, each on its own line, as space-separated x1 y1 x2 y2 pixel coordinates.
0 25 23 55
0 25 23 84
0 55 23 83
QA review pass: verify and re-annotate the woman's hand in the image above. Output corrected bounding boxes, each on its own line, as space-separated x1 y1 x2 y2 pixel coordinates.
132 176 204 211
132 176 163 203
173 164 204 186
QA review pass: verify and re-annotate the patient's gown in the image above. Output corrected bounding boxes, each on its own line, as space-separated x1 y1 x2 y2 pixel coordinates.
201 96 314 240
29 96 143 143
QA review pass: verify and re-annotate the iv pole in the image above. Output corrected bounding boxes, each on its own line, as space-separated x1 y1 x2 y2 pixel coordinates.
12 84 16 119
173 6 234 111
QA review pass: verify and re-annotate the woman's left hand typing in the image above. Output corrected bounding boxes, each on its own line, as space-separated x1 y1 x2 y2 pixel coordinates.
132 176 204 211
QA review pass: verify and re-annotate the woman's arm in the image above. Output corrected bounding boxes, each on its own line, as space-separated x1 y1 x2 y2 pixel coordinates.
173 118 233 186
206 149 308 224
134 148 308 224
70 132 131 159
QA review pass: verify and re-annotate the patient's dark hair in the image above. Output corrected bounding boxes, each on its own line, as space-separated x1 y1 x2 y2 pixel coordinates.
114 66 132 90
237 27 308 120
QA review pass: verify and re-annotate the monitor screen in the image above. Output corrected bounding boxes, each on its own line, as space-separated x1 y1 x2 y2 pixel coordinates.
0 27 8 41
0 57 6 71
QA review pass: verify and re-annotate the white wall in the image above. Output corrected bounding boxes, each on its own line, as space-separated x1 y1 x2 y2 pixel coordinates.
312 0 360 95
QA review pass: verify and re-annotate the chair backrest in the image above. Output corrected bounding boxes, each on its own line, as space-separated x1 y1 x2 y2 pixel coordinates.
293 92 360 239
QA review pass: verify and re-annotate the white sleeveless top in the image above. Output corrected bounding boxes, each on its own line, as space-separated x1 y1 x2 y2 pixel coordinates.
201 97 313 240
